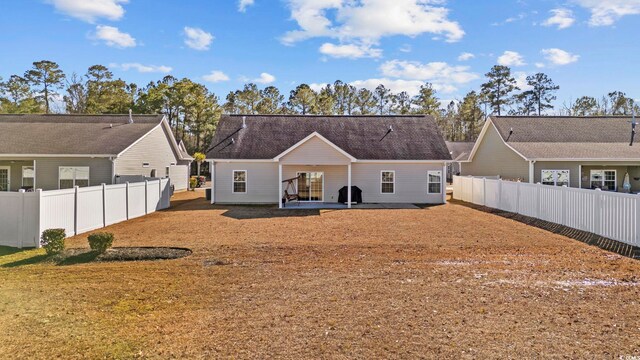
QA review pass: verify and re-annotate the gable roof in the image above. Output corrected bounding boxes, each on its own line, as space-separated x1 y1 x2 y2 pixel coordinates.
0 114 190 160
484 116 640 161
445 141 475 162
207 115 451 161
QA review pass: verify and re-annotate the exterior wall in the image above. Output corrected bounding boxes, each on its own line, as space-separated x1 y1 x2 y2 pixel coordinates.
214 162 278 203
35 157 113 190
280 137 351 165
351 163 446 204
0 160 33 191
282 165 347 203
115 124 180 178
462 123 530 182
533 161 640 191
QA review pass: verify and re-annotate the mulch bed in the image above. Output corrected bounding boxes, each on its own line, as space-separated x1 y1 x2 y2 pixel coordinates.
63 247 192 262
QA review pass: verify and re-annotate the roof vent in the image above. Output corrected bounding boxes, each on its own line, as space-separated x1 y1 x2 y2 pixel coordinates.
242 116 247 129
388 125 394 132
506 127 514 142
110 124 113 128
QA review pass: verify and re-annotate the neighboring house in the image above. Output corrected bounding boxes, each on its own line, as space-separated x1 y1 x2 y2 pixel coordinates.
206 115 451 207
445 141 474 182
0 114 193 192
462 116 640 192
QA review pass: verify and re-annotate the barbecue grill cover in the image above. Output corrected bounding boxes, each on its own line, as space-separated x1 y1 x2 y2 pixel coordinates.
338 186 363 204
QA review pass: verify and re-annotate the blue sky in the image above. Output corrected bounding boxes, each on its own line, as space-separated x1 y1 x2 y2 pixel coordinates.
1 0 639 108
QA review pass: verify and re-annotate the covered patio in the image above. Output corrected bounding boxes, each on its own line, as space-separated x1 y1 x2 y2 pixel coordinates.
280 202 420 209
0 159 35 192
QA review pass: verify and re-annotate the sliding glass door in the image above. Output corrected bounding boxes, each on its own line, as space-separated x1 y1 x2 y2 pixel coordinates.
297 172 324 202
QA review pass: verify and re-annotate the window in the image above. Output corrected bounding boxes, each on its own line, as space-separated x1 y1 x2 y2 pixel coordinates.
590 170 616 191
165 166 170 177
142 162 150 168
22 166 35 188
541 170 570 187
428 171 442 194
233 170 247 193
381 171 395 194
59 167 90 189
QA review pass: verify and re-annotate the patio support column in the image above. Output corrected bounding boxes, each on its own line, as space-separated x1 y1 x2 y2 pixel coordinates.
278 162 283 209
528 161 535 184
210 160 215 204
33 159 37 190
347 163 352 209
578 165 582 189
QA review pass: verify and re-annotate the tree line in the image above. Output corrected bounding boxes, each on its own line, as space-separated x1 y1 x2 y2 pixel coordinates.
1 60 637 152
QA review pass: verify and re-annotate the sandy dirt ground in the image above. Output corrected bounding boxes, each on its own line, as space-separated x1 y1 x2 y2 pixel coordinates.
1 191 639 359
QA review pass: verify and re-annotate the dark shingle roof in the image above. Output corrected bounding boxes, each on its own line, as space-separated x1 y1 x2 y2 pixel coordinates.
490 116 640 160
207 115 451 161
0 114 164 155
445 141 475 161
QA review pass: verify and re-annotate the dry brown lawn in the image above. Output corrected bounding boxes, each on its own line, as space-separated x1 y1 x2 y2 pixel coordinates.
1 191 640 359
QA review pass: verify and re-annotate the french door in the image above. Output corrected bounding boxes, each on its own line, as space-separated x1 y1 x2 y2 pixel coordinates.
297 172 324 202
0 166 10 192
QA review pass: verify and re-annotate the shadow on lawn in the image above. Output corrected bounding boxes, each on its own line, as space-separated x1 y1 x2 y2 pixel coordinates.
0 246 32 257
1 251 100 268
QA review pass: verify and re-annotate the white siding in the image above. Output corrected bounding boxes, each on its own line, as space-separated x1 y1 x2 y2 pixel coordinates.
352 163 445 204
115 124 181 178
214 162 279 204
280 136 351 165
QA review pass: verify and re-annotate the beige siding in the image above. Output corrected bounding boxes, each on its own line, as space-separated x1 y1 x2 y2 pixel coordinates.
214 162 278 203
35 157 113 190
352 163 445 204
280 136 351 165
282 165 347 203
115 124 180 178
462 123 530 182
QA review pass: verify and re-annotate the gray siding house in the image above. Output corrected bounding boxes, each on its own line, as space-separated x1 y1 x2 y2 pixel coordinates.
206 115 451 207
0 114 192 192
462 116 640 192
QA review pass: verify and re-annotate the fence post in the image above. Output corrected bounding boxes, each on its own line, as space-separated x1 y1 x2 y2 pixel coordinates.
18 190 25 248
73 186 79 236
636 195 640 246
158 180 162 210
126 182 130 220
35 189 43 248
497 179 503 210
470 176 474 204
535 183 541 219
482 177 486 206
594 189 602 236
145 180 149 215
102 183 107 227
561 185 567 226
516 182 521 214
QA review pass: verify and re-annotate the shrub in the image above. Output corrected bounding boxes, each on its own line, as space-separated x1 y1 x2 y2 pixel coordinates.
41 229 66 256
87 232 115 254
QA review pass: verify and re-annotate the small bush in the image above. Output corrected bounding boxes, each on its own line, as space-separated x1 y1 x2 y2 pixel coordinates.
87 232 115 254
41 229 66 256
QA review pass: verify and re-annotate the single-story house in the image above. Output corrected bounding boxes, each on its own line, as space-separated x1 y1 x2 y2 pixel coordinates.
206 115 451 207
0 114 193 192
445 141 474 182
461 116 640 193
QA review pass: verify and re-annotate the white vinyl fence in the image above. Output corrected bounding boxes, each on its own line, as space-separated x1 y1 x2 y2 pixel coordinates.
0 179 171 248
453 176 640 247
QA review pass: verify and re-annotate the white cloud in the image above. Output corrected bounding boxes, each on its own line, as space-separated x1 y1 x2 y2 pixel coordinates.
110 63 172 73
254 72 276 84
349 78 426 96
281 0 465 48
183 27 214 51
497 51 526 67
319 43 382 59
573 0 640 26
93 25 136 48
543 8 575 29
47 0 128 23
203 71 230 83
309 83 328 92
535 62 546 68
457 52 475 61
542 48 580 65
239 0 254 12
514 72 532 91
377 59 478 94
399 44 412 53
